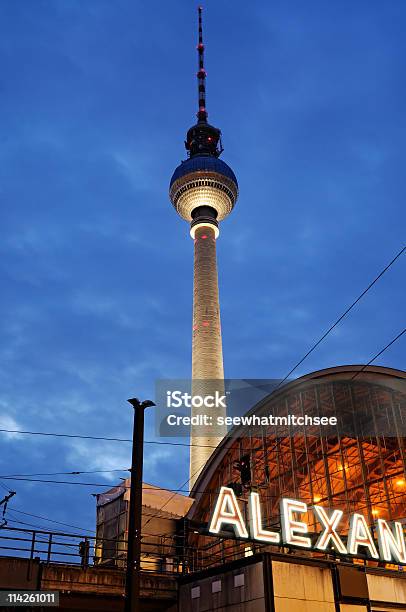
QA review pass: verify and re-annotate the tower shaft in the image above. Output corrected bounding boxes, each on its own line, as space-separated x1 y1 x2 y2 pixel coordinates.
192 225 223 381
190 225 226 487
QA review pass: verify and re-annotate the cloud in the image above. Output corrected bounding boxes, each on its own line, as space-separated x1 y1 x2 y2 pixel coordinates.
0 412 22 441
65 439 130 483
65 437 179 487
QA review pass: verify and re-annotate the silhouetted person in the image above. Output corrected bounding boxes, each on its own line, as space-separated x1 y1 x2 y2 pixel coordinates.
78 539 90 568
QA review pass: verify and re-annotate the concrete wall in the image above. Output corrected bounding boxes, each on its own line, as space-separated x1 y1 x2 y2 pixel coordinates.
179 560 265 612
272 560 335 612
0 557 177 611
0 557 40 590
42 564 124 595
179 554 406 612
367 572 406 606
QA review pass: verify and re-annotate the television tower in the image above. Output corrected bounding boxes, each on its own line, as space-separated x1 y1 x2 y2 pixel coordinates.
169 7 238 487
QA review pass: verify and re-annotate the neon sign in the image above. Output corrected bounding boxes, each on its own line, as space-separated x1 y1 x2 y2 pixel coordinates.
208 486 406 565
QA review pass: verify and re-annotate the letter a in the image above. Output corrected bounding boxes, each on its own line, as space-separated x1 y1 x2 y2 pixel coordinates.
209 486 248 539
348 513 379 559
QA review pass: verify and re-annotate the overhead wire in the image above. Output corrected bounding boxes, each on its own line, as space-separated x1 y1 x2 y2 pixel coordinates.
0 476 203 491
9 508 95 534
0 427 219 449
351 328 406 379
275 246 405 389
0 469 129 478
0 480 13 493
142 458 209 529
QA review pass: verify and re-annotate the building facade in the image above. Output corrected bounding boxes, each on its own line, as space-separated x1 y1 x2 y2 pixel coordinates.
186 366 406 567
179 551 406 612
178 365 406 610
89 366 406 611
95 480 192 572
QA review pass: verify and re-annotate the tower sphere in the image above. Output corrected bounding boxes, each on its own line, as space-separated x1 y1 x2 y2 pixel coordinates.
169 155 238 228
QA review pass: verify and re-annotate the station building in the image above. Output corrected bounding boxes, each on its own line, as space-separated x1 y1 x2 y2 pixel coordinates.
180 365 406 611
96 365 406 611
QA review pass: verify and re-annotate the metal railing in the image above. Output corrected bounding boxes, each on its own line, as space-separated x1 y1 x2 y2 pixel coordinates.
0 526 200 574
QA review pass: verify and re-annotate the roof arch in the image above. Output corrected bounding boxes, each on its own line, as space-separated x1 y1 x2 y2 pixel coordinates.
188 364 406 516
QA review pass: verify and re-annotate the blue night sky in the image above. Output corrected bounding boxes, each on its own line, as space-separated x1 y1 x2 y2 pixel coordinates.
0 1 404 536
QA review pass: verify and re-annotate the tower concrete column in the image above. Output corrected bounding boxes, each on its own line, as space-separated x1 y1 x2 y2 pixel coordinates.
190 224 227 487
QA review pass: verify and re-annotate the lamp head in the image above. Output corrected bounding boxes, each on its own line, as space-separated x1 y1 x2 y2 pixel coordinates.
127 398 155 409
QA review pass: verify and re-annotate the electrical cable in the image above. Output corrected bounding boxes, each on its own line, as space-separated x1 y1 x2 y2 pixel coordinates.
9 508 95 534
142 458 209 529
6 514 66 534
2 428 390 457
0 480 12 493
0 469 129 478
0 427 219 449
0 476 204 491
0 476 402 506
275 246 405 389
351 328 406 379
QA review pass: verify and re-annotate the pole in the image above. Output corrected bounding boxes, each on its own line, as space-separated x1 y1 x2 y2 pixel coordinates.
124 398 155 612
0 491 16 528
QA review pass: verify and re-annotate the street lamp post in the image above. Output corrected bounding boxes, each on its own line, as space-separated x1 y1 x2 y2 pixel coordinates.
124 397 155 612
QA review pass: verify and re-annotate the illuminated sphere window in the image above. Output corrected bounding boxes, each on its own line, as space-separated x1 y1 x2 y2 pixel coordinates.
170 156 238 222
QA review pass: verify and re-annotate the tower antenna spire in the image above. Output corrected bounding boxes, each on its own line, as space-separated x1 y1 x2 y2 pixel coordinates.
197 6 208 123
